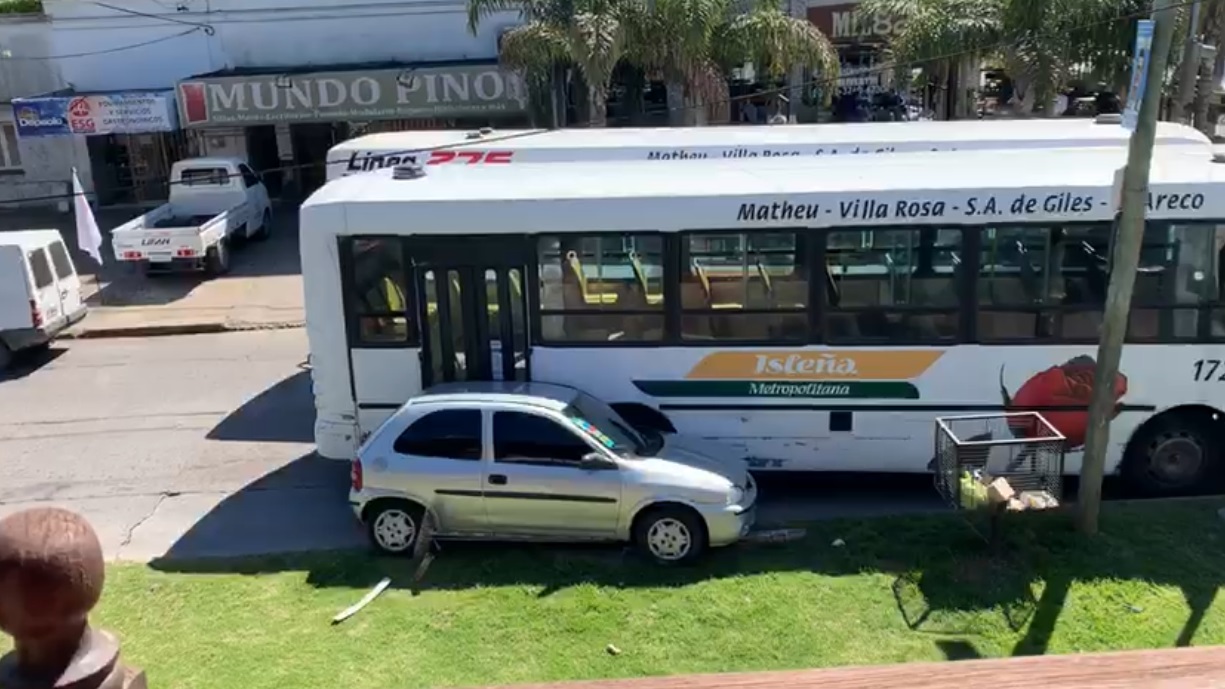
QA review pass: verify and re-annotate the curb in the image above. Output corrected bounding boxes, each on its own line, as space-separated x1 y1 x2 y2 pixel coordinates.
61 320 305 340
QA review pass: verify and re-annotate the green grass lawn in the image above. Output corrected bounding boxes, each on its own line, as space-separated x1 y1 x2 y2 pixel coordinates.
6 498 1225 689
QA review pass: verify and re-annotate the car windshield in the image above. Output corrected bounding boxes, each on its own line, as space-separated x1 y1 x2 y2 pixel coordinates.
564 393 646 457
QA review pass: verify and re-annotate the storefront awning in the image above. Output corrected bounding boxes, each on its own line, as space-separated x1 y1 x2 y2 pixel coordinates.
11 89 179 138
175 59 528 128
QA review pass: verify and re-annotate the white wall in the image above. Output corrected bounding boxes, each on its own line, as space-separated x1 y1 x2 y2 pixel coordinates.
0 13 85 209
42 0 521 92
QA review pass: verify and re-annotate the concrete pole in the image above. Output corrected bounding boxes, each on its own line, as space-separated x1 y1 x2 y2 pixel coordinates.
1172 0 1203 123
1075 0 1180 536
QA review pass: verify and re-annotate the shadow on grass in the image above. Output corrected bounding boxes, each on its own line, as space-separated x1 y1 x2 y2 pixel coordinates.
149 493 1225 658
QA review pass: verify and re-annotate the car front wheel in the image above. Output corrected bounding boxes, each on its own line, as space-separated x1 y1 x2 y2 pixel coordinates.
634 506 706 565
366 500 424 555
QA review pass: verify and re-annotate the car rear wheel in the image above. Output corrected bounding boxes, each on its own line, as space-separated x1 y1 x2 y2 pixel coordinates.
634 506 706 565
205 239 231 276
366 500 424 555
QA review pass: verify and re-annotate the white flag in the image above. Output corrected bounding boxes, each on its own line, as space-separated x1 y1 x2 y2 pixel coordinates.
72 167 102 265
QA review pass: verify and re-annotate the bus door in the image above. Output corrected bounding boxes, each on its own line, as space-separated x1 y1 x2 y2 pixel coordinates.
408 237 531 386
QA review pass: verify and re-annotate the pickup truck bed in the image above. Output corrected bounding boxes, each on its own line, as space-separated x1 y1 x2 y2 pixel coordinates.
152 214 216 229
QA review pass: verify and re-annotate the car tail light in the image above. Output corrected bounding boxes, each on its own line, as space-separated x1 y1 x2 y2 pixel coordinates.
350 459 363 491
176 248 196 258
122 251 142 260
29 300 42 328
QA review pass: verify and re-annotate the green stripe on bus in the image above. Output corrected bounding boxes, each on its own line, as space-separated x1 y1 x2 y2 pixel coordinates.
632 380 921 399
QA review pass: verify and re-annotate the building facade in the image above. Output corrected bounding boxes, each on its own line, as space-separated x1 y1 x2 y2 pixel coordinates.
0 11 90 209
0 0 526 206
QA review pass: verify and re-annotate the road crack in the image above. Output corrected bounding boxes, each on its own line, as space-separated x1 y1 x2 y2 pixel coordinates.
119 492 172 549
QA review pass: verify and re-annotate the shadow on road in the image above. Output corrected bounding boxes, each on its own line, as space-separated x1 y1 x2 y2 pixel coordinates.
150 453 360 560
0 345 67 382
207 368 315 443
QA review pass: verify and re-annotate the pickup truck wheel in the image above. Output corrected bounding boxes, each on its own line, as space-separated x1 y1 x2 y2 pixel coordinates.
253 210 272 241
206 240 232 276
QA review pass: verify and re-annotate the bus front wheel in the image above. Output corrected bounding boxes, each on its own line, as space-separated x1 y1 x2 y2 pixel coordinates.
1121 408 1223 497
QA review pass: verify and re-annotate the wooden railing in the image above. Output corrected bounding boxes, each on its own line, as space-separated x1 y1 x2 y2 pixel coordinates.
481 646 1225 689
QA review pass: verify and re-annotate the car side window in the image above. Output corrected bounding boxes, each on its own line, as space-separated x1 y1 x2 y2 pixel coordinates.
493 411 592 465
392 409 482 460
239 164 260 188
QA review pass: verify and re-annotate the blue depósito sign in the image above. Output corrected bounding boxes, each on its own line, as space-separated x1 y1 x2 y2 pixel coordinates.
12 98 70 137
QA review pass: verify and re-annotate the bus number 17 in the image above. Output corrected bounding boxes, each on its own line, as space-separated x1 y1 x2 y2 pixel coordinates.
426 150 515 165
1192 359 1225 382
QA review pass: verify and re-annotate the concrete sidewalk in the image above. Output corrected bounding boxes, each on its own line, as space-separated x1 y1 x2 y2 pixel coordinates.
0 206 307 338
68 273 305 338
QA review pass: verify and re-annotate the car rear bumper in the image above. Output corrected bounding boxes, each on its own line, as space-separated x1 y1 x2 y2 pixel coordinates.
3 305 87 350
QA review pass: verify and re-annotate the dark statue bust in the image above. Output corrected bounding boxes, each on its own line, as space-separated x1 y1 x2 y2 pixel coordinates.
0 507 145 689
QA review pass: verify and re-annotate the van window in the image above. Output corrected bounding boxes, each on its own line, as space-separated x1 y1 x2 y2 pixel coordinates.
180 167 231 186
27 249 53 289
48 241 75 280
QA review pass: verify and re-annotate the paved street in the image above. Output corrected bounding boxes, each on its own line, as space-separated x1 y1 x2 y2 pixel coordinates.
0 329 946 563
0 329 362 562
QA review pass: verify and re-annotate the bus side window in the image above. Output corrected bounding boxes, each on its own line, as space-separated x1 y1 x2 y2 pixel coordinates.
537 233 665 343
680 231 807 342
348 238 413 345
825 228 960 343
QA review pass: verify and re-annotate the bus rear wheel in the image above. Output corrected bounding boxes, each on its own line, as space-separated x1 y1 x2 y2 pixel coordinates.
1122 411 1222 497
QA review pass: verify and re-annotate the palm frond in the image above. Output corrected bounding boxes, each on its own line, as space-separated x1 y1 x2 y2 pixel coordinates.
565 10 628 87
723 0 839 80
498 21 569 72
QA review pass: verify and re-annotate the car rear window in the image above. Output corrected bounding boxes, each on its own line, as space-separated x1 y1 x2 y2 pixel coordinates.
179 167 231 186
48 241 74 280
27 248 53 289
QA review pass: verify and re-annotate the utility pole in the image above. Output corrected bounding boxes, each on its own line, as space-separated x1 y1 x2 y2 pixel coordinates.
1172 0 1203 123
1076 0 1179 536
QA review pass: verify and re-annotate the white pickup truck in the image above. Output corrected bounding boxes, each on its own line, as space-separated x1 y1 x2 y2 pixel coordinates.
111 157 273 275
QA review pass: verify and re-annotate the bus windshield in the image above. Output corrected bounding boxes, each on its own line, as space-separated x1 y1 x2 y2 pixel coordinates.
564 392 650 457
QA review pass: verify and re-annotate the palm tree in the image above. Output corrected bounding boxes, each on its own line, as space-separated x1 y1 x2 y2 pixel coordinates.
1192 0 1225 134
623 0 732 126
716 0 840 121
625 0 839 126
862 0 1152 118
467 0 629 126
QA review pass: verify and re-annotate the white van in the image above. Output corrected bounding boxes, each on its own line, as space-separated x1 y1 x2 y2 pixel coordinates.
0 230 87 368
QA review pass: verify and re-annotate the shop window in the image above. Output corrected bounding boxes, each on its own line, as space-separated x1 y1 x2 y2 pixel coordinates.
537 233 665 343
0 123 21 170
681 231 807 341
825 228 961 342
346 238 413 346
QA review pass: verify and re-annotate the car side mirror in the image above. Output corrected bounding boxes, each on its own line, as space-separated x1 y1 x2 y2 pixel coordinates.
580 452 613 470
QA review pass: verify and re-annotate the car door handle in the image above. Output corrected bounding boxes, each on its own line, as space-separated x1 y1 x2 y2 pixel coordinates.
488 474 508 485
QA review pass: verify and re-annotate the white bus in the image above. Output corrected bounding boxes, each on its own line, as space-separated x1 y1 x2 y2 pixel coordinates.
326 118 1215 181
301 147 1225 497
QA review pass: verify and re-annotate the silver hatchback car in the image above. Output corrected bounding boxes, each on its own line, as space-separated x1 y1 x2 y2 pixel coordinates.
350 381 757 564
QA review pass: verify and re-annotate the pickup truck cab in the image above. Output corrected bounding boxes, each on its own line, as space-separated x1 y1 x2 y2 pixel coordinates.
111 157 272 275
0 230 87 369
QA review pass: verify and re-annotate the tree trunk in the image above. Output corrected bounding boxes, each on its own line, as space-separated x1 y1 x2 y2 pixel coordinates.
587 84 609 127
1193 3 1225 134
1194 43 1225 135
622 67 648 126
665 79 686 126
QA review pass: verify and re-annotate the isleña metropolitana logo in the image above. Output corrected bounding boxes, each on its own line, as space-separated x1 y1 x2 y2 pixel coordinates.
632 351 946 400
